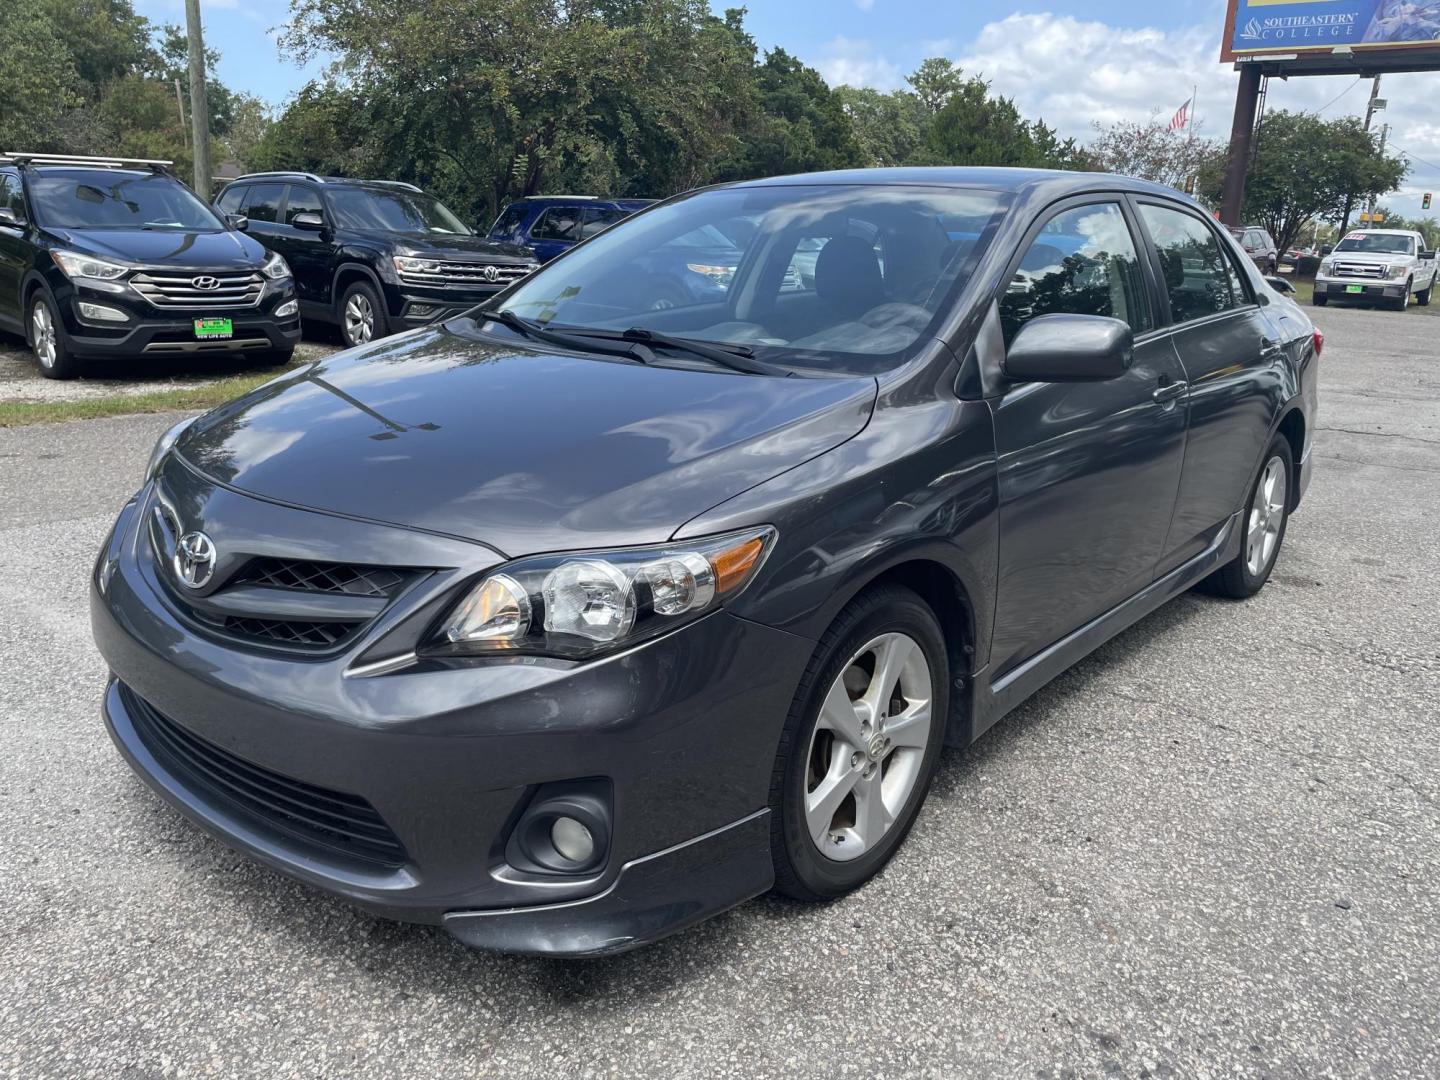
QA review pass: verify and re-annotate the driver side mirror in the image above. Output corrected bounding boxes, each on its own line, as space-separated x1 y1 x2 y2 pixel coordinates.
225 213 249 231
1420 250 1436 262
1004 314 1134 383
291 211 324 230
0 207 24 228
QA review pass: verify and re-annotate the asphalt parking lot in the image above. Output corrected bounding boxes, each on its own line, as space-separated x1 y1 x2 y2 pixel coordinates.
1 304 1437 1079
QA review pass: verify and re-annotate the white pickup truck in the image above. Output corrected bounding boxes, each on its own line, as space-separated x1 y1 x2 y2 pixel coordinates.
1314 229 1438 311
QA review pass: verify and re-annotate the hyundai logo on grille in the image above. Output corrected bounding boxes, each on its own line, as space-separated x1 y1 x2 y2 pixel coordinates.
172 531 217 589
483 265 500 283
191 275 221 291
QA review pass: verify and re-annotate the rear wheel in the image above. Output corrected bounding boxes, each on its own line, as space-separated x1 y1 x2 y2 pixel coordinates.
1200 434 1293 599
770 585 949 902
28 292 81 380
338 280 386 347
1417 276 1433 307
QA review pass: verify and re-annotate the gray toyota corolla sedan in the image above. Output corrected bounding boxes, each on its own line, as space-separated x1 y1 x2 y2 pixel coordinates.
92 168 1320 956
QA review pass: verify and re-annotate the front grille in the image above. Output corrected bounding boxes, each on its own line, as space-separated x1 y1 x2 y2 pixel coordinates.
122 684 407 868
224 617 352 647
237 558 406 598
131 270 264 309
398 262 533 289
1331 261 1385 279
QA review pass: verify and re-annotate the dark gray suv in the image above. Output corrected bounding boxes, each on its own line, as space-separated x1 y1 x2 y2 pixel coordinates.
91 168 1320 956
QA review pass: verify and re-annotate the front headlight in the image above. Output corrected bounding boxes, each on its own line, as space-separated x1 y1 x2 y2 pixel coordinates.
393 255 442 276
432 527 775 659
51 250 130 280
143 417 197 487
1319 260 1334 277
1387 264 1408 280
261 250 291 280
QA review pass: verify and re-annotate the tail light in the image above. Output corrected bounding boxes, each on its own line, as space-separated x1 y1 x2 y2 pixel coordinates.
1313 328 1324 357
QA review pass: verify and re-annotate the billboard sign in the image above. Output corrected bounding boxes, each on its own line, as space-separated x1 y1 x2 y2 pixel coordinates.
1223 0 1440 60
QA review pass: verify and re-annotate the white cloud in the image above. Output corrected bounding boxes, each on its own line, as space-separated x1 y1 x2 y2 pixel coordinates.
948 11 1440 217
812 36 902 92
854 0 874 10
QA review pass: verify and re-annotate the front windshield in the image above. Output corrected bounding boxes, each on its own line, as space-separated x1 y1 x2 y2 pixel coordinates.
497 184 1007 369
29 172 224 231
327 188 469 234
1335 233 1416 255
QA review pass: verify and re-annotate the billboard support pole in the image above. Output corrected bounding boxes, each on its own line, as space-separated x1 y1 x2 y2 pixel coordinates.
1220 64 1262 227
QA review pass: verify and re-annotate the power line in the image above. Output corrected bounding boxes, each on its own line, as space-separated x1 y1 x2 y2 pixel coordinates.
1317 77 1362 114
1392 144 1440 175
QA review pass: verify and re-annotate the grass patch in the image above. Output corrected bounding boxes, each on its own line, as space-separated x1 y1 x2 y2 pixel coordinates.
1289 278 1314 305
0 363 300 427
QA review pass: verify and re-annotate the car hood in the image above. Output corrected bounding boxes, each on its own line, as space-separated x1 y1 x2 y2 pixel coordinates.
379 231 535 262
49 227 266 269
1330 250 1414 264
176 323 876 555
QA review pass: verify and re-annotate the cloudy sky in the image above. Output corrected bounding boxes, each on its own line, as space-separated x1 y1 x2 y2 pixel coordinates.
140 0 1440 220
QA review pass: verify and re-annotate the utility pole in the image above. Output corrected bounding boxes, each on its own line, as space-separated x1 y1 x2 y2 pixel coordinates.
1339 75 1384 234
1367 123 1390 223
184 0 211 196
174 78 187 149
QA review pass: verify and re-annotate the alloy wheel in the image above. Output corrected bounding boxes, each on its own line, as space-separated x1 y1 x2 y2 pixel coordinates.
1245 455 1288 577
31 301 57 369
344 293 375 344
804 632 932 863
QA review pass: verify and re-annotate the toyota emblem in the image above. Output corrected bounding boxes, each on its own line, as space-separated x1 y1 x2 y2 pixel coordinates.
173 531 217 589
483 265 499 283
191 275 221 291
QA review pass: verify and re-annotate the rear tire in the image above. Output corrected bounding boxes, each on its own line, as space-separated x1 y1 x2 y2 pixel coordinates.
1199 434 1293 599
28 291 81 380
1417 277 1433 307
337 280 386 347
770 585 949 902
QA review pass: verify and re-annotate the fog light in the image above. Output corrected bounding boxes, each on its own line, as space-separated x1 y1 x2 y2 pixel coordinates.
409 303 435 317
77 301 128 322
274 299 299 318
550 816 595 864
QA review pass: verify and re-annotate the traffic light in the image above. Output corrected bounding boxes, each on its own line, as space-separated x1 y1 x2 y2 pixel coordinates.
1425 193 1433 211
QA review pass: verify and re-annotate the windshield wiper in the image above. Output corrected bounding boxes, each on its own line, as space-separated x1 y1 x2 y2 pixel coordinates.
481 308 652 364
562 326 789 377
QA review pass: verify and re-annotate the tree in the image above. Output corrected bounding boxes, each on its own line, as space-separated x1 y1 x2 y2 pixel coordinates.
835 85 928 168
927 75 1084 169
1238 110 1407 251
1088 118 1225 192
907 57 965 115
0 0 81 150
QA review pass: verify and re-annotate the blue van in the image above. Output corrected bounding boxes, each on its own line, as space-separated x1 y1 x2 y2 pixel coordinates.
486 196 657 263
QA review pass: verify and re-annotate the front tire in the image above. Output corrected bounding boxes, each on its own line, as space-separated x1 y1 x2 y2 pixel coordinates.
338 280 386 347
1200 434 1293 599
28 292 81 380
1312 291 1328 307
770 585 949 902
1389 279 1412 312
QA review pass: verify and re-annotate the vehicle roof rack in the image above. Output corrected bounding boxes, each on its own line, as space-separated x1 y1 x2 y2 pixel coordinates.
362 179 423 193
231 170 326 184
1 152 173 170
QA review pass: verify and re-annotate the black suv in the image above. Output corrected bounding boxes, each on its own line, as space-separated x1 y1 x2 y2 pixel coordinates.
215 174 539 347
0 153 300 379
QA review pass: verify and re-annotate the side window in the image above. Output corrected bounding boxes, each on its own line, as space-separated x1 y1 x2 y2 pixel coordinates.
999 202 1152 343
283 185 323 225
0 173 24 218
529 207 582 242
215 185 246 214
579 207 627 240
1138 204 1241 324
242 183 284 223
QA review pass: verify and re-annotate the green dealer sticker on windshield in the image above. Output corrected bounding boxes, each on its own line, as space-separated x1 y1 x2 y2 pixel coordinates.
193 318 233 339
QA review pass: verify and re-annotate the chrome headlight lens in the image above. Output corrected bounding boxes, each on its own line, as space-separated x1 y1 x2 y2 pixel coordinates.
393 255 442 276
1386 264 1408 280
434 527 775 659
1319 259 1335 277
261 250 291 280
143 417 197 486
51 250 129 280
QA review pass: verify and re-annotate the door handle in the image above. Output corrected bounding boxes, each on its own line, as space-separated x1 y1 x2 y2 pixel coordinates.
1259 337 1284 360
1153 379 1188 404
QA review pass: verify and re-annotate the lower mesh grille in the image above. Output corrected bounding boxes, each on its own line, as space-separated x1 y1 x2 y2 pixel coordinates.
121 684 407 868
223 617 352 647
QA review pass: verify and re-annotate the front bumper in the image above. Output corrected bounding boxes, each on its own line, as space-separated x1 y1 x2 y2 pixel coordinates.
1314 278 1407 302
57 276 301 359
382 278 528 327
91 472 809 954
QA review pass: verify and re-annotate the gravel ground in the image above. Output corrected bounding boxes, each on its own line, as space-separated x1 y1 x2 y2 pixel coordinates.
0 329 338 403
1 305 1437 1079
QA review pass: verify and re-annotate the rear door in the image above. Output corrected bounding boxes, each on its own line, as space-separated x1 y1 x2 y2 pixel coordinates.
988 197 1190 677
1133 199 1281 575
0 170 27 327
238 183 286 254
526 206 583 263
272 183 331 307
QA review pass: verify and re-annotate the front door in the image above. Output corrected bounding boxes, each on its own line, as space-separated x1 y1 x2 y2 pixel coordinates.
988 199 1189 677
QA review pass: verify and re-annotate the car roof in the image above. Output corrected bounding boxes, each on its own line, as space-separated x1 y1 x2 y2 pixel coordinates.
23 167 166 181
725 166 1189 200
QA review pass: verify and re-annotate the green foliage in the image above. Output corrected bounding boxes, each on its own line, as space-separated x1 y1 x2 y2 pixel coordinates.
1089 118 1225 192
1241 110 1408 251
0 0 82 150
927 74 1086 169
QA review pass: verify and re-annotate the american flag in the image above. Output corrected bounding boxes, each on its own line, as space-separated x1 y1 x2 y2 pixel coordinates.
1168 98 1192 132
